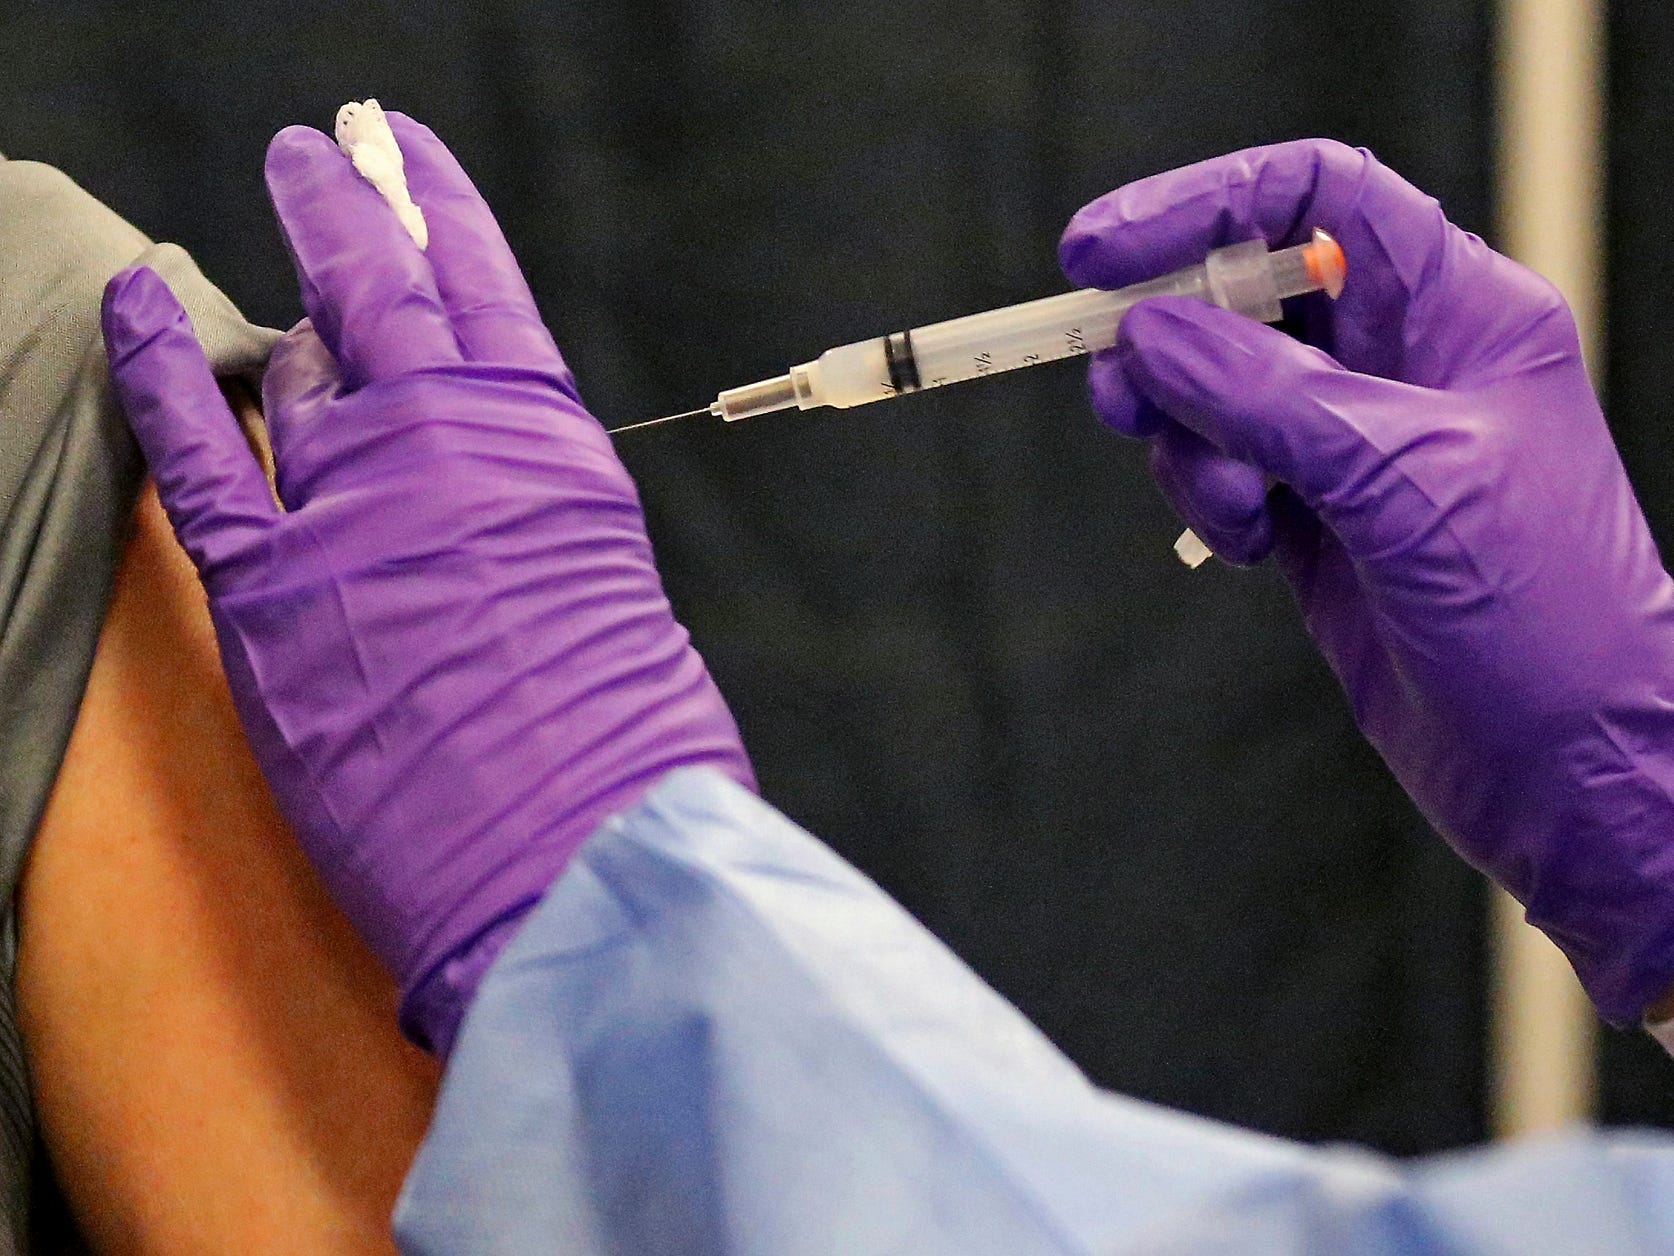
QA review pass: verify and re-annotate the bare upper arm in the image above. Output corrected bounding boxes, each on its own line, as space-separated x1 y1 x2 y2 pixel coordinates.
18 479 441 1253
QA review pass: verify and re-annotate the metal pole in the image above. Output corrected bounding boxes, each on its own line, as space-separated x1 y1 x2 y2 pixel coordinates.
1491 0 1605 1138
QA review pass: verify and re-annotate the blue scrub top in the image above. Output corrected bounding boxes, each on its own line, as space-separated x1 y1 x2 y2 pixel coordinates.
394 768 1674 1254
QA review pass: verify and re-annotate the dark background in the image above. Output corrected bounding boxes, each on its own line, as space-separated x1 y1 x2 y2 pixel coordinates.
5 0 1662 1155
1602 0 1674 1127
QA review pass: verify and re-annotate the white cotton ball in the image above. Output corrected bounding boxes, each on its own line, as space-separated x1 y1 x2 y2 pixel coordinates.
334 99 429 250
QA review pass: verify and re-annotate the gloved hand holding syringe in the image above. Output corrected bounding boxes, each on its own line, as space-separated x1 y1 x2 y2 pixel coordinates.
615 229 1345 432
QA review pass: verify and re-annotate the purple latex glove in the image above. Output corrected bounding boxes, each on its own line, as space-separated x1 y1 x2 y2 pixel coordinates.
1061 139 1674 1025
101 115 754 1057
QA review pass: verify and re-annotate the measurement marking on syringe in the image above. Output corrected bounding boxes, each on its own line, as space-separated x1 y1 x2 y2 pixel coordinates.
896 344 1088 393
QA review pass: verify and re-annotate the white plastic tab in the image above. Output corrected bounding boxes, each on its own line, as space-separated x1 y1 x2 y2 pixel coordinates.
1174 528 1213 569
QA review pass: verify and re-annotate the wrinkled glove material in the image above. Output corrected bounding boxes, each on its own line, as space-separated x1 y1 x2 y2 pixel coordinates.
1061 139 1674 1023
102 115 753 1056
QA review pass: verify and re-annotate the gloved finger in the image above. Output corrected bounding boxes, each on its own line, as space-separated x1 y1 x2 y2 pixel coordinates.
385 113 567 372
103 266 277 573
1088 347 1168 438
1148 420 1274 564
1059 139 1449 378
1116 295 1437 549
264 126 460 387
261 319 347 509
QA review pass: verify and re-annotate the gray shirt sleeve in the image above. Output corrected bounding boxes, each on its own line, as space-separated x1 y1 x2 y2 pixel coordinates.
0 156 278 1253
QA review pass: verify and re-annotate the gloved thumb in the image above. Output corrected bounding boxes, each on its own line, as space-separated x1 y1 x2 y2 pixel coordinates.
1115 296 1432 536
103 265 278 578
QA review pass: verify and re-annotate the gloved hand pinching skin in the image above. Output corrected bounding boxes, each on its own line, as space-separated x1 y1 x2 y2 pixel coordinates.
1061 138 1674 1024
101 115 754 1057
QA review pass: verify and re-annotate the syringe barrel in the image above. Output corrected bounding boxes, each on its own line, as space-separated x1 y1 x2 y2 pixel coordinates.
792 230 1343 412
910 271 1205 388
806 275 1203 410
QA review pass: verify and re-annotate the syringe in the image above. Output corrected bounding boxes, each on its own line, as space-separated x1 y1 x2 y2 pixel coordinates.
614 230 1345 434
